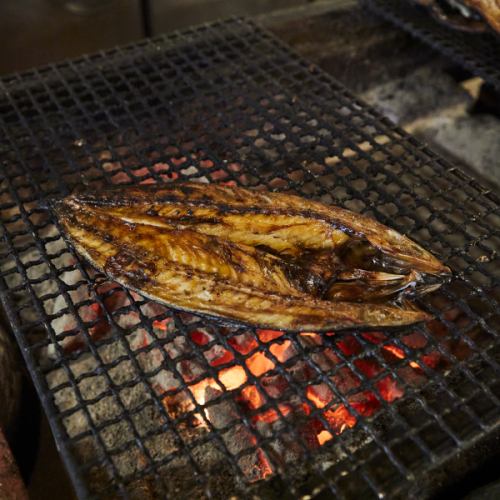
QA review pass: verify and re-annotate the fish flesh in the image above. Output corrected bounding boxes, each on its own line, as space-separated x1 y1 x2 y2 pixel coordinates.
54 182 450 331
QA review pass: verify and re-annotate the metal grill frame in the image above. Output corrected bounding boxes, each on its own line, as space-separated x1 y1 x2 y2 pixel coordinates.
363 0 500 92
0 16 499 499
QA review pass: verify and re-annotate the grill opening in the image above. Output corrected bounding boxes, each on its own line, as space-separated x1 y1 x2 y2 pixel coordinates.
0 16 499 499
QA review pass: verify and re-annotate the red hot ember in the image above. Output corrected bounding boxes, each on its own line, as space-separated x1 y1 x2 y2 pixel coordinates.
142 323 440 481
53 270 442 483
55 276 443 482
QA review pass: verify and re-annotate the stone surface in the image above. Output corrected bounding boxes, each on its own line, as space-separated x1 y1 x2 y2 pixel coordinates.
361 65 472 125
360 66 499 188
415 113 500 187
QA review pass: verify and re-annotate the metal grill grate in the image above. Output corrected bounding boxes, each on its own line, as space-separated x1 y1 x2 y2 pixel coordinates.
362 0 500 92
0 17 499 499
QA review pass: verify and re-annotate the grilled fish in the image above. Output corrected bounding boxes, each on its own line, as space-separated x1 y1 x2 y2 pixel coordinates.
413 0 500 33
54 182 450 331
467 0 500 33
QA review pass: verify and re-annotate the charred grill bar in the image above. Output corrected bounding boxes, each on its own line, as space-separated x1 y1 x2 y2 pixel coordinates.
0 17 499 499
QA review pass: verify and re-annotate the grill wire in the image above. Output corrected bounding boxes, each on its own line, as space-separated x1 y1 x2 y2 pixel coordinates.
363 0 500 92
0 17 499 499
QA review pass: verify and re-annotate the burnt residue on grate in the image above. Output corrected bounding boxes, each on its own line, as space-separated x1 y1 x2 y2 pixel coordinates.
0 17 499 500
362 0 500 93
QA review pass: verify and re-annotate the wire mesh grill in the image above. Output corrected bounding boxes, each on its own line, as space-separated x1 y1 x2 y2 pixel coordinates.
362 0 500 92
0 17 499 500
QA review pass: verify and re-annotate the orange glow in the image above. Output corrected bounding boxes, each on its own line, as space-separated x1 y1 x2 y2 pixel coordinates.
257 329 284 343
383 344 421 369
269 340 293 363
219 365 247 390
142 323 441 483
350 393 380 417
254 409 280 424
246 351 275 377
253 404 292 424
240 387 293 425
139 178 156 185
383 344 405 359
247 434 274 481
229 335 258 355
210 349 234 367
141 330 150 349
317 430 333 445
190 330 210 345
188 377 219 405
361 331 387 344
256 449 274 479
152 162 170 173
199 159 214 169
306 385 333 409
336 335 362 356
188 364 248 406
324 404 357 433
241 385 265 409
422 352 440 369
90 302 101 314
299 332 324 346
306 385 358 437
171 156 187 166
153 318 171 331
377 376 404 403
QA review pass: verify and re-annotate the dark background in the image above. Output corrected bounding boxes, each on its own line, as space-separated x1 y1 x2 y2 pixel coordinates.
0 0 330 75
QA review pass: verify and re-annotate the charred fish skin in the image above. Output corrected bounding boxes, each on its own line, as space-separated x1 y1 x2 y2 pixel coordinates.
64 182 451 278
54 198 432 332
